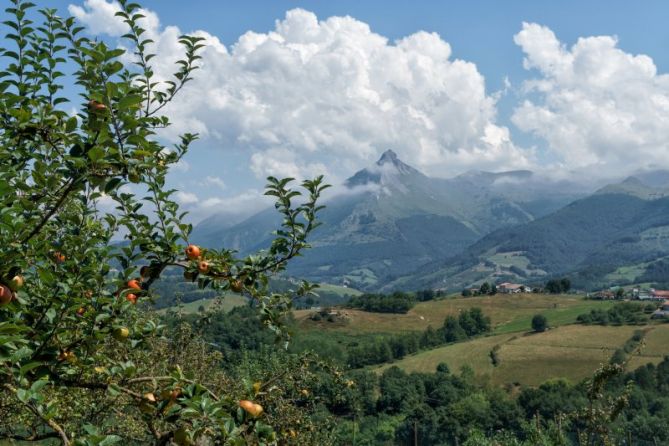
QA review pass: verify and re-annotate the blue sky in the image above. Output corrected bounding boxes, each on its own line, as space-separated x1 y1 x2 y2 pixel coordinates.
6 1 669 222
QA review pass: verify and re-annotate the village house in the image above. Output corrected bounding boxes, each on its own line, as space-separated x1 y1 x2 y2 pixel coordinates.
497 282 531 294
590 290 617 300
650 289 669 300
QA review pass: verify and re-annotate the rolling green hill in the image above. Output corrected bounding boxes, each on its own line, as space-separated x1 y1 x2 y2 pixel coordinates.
389 183 669 291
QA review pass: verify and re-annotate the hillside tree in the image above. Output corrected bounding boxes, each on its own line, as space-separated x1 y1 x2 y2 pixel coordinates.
532 314 548 333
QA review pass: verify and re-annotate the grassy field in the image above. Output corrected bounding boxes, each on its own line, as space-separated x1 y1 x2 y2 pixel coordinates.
375 324 669 386
316 283 363 296
294 293 616 335
626 323 669 369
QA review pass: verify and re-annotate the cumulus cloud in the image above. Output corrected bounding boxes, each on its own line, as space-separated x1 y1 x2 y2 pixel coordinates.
174 191 199 205
513 22 669 176
69 1 533 181
200 176 227 190
175 189 272 224
68 0 128 36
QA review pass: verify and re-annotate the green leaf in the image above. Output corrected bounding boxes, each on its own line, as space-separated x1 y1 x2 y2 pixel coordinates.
117 94 143 109
20 361 43 376
88 146 105 161
99 435 123 446
16 388 29 403
65 116 77 132
104 178 122 193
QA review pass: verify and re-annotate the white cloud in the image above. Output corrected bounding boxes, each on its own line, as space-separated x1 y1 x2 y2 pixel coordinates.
201 176 226 190
172 159 190 172
69 2 532 180
249 148 329 182
198 190 269 212
68 0 126 36
174 191 199 205
169 188 272 224
513 22 669 176
68 0 160 37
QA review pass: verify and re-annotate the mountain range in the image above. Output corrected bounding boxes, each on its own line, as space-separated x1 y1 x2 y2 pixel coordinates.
191 151 669 292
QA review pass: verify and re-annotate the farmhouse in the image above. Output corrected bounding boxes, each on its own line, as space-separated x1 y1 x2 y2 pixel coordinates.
497 282 531 294
650 289 669 300
590 290 616 300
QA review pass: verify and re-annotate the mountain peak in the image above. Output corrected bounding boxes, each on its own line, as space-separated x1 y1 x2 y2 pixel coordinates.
346 150 423 187
375 149 420 176
377 149 400 165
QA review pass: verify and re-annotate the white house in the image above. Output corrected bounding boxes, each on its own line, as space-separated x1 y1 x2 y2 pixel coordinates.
498 282 531 294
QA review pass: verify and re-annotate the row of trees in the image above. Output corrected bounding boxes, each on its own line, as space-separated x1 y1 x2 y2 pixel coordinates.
576 302 650 325
345 289 444 314
346 291 417 313
338 308 490 368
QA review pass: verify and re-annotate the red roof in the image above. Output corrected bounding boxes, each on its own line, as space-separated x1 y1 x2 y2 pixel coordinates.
652 290 669 297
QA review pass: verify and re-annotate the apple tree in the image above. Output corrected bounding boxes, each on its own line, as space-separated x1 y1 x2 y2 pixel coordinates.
0 0 329 444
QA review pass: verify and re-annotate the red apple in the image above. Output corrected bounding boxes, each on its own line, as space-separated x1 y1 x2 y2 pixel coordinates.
0 284 13 306
198 261 210 274
185 244 201 260
88 100 107 112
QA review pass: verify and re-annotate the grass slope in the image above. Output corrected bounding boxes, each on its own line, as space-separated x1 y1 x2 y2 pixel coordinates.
294 293 614 335
375 325 669 386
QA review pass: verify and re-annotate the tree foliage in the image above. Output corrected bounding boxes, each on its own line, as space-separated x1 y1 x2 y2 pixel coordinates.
576 302 648 326
347 291 416 313
532 314 548 332
0 1 328 443
545 278 572 294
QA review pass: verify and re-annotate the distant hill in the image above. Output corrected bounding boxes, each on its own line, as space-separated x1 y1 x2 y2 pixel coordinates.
191 150 586 289
389 174 669 292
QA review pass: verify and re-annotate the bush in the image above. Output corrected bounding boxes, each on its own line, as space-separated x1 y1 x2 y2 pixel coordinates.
532 314 548 332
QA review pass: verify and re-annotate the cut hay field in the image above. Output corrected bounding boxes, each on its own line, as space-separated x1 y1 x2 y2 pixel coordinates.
627 324 669 369
375 324 669 386
294 293 616 335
